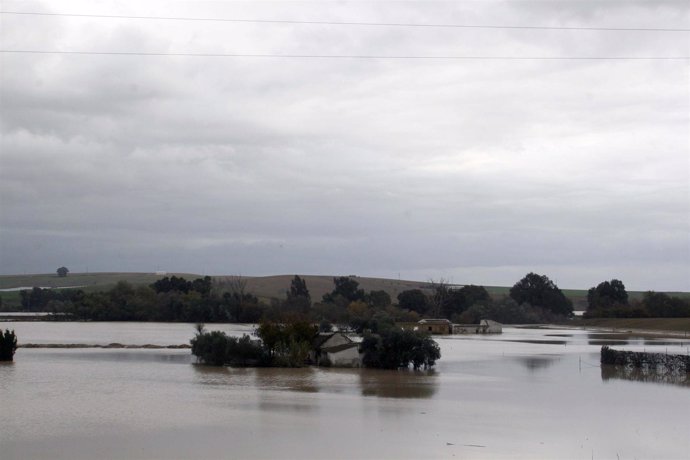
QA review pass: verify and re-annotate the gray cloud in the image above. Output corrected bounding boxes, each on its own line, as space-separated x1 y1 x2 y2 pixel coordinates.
1 0 688 290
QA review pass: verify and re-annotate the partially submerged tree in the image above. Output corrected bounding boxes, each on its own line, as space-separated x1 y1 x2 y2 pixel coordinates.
0 329 18 361
190 325 264 366
255 319 317 367
360 328 440 370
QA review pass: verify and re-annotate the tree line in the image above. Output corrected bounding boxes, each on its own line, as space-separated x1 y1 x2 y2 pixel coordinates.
13 272 575 324
18 276 261 322
583 279 690 318
14 272 690 324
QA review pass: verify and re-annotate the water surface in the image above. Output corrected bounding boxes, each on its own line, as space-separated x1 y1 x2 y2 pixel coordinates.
1 322 688 459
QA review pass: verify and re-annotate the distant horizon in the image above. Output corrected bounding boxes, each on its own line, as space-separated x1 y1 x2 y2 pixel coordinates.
2 269 688 293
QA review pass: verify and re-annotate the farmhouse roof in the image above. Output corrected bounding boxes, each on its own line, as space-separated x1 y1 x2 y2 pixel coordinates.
418 319 451 325
312 332 352 349
322 342 360 354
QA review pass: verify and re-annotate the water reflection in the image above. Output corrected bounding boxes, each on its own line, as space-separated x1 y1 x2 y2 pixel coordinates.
191 365 439 399
587 333 630 346
191 363 236 386
358 369 438 399
601 365 690 387
0 361 16 392
504 339 567 345
30 350 192 364
587 333 688 348
516 355 560 372
254 367 320 393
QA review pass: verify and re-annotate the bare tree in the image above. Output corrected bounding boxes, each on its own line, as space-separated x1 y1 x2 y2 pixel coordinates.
227 275 247 296
426 278 450 318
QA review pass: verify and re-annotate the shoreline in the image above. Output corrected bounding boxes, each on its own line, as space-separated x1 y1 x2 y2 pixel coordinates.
17 343 191 349
539 323 690 339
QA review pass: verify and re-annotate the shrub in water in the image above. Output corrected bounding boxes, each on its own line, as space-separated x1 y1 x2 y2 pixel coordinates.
0 329 18 361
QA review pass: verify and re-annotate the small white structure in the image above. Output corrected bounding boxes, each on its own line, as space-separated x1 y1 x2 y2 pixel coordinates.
311 332 361 367
452 319 502 335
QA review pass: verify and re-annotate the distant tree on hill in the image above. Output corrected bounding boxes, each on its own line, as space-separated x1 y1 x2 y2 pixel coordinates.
322 276 365 304
285 275 311 313
427 280 451 318
441 285 491 319
397 289 428 314
509 272 573 316
57 266 69 277
151 276 212 296
367 290 392 308
458 285 491 308
587 279 628 310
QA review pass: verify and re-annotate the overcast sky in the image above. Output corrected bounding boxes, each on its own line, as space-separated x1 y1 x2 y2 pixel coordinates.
1 0 688 290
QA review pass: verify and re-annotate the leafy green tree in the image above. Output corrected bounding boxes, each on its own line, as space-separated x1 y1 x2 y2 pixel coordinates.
427 281 451 318
20 287 85 312
190 328 230 365
360 328 440 370
459 285 491 308
323 277 365 304
191 276 213 297
222 291 263 322
442 285 491 319
285 275 311 312
0 329 18 361
256 321 284 358
368 290 392 308
509 272 573 316
255 319 316 367
456 297 546 324
226 335 264 366
397 289 428 314
642 292 690 317
587 279 628 310
151 275 211 296
57 266 69 277
190 326 264 366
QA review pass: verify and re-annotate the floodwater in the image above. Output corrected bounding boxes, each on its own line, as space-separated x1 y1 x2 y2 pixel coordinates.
1 323 689 459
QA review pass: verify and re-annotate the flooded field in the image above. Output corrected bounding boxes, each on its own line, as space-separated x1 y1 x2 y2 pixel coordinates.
1 322 689 459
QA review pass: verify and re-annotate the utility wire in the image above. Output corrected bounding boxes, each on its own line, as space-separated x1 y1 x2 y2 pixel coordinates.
1 50 688 60
1 11 688 32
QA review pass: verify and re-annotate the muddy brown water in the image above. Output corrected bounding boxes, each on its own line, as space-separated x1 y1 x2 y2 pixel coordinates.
1 322 689 459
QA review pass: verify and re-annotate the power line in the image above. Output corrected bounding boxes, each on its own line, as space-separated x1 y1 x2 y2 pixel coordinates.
1 11 688 32
1 50 688 60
